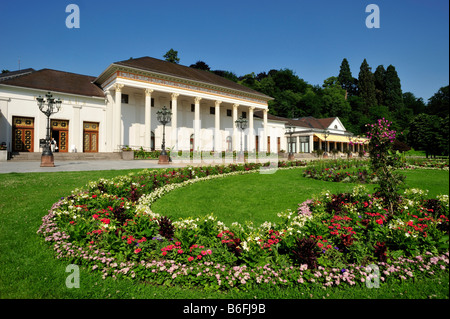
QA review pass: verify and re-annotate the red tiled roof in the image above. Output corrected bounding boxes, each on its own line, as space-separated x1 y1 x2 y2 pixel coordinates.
0 69 105 97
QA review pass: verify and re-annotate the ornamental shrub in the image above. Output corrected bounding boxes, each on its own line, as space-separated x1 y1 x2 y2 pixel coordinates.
366 118 406 216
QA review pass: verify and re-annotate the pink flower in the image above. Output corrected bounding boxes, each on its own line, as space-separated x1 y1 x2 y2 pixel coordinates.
188 256 194 262
134 248 141 253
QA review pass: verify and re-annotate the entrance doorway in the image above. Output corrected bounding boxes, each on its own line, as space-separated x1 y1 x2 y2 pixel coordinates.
12 116 34 152
51 119 69 152
83 122 99 152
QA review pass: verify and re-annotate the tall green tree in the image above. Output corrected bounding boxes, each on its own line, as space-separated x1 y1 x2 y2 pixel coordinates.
298 87 323 118
322 77 351 120
358 59 377 115
338 58 356 97
373 65 386 106
408 113 443 158
403 92 426 115
384 65 404 111
427 85 449 118
163 49 180 64
190 61 210 70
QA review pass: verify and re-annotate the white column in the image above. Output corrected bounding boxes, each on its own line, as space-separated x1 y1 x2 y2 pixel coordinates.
263 109 268 152
232 104 239 151
114 83 124 151
194 97 201 152
171 93 179 150
73 105 81 152
249 107 254 152
144 89 153 150
296 136 300 153
215 100 221 152
104 90 113 152
309 135 314 153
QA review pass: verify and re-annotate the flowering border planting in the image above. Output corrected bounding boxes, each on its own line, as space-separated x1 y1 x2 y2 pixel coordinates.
37 160 449 291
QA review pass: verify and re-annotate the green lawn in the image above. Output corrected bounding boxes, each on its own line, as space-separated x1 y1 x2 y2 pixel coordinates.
0 167 448 300
152 168 449 225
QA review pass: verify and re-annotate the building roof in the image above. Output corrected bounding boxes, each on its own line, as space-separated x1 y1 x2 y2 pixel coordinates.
110 56 272 99
288 116 336 130
0 68 35 82
0 69 105 98
253 111 338 130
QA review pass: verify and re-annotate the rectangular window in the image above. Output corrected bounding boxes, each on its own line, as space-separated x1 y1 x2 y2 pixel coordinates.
121 94 129 104
151 98 155 107
210 107 215 115
300 136 310 153
242 111 247 119
191 104 195 112
227 109 232 117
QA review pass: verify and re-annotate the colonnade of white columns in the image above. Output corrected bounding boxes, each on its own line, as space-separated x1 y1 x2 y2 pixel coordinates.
110 83 269 153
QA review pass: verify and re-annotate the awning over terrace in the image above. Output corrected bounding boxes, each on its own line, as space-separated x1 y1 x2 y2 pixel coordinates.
314 133 369 144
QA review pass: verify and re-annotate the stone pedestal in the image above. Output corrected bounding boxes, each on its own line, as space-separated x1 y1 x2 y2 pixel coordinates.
0 150 8 162
122 150 134 160
158 154 170 165
40 154 55 167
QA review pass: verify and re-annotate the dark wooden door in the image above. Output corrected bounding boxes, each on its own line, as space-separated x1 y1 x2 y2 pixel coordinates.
12 116 34 152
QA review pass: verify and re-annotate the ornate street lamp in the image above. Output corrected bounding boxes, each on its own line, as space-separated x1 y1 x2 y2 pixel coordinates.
235 115 248 162
156 105 172 164
286 124 295 160
37 92 61 167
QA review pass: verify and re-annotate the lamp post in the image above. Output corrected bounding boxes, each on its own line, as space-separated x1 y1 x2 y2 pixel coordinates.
156 105 172 164
235 115 248 162
286 124 295 160
37 92 61 167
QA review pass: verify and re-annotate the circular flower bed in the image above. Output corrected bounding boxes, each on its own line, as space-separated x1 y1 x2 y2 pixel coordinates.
37 161 449 291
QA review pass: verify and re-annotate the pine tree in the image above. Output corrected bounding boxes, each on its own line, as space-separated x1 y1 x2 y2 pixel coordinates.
374 65 386 106
384 65 403 111
163 49 180 64
358 59 377 115
338 58 356 97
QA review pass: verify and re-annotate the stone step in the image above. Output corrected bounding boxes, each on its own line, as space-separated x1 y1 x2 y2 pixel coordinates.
9 152 123 161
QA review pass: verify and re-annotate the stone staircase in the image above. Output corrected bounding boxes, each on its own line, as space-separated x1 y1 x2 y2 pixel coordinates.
9 152 123 161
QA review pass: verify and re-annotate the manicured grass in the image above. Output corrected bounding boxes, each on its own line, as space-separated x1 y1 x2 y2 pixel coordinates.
152 168 449 225
152 169 362 225
0 167 448 301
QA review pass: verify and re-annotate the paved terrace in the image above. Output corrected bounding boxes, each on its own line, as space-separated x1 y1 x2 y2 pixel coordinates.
0 152 317 174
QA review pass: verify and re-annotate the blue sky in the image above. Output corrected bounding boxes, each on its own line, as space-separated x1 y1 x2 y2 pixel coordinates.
0 0 448 101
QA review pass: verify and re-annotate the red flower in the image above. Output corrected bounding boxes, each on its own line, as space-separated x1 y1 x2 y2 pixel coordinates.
92 195 97 199
134 248 141 254
188 256 194 262
93 214 99 219
162 251 167 256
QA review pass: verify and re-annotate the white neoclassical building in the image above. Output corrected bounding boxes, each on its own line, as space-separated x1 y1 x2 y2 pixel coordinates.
0 57 287 156
0 56 366 159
